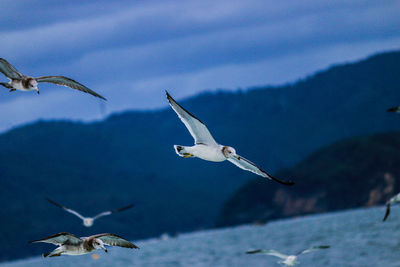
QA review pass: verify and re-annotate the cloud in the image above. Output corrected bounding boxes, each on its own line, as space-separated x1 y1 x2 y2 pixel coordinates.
0 0 399 132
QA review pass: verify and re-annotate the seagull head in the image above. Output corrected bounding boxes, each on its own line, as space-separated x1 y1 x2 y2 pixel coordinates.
222 146 236 158
93 239 107 253
83 218 94 227
27 78 39 94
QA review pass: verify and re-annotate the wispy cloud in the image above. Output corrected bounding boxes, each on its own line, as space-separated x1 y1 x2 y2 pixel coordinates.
0 0 399 132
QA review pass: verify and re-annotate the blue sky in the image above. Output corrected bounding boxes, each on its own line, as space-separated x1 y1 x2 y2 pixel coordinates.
0 0 399 132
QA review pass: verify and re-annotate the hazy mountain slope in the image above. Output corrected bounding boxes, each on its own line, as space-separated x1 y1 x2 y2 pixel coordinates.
0 51 399 261
216 132 400 227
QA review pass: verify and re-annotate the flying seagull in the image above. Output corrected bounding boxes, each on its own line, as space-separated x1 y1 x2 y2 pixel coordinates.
29 232 138 257
383 192 400 221
166 91 294 185
387 107 400 113
46 198 134 227
0 58 106 100
246 246 330 266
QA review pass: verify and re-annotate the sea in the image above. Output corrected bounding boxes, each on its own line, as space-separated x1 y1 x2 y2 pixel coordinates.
2 206 400 267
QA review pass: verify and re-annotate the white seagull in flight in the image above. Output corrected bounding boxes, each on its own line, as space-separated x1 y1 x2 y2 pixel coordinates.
46 198 134 227
0 58 106 100
246 246 330 266
166 91 294 185
383 192 400 221
29 232 138 257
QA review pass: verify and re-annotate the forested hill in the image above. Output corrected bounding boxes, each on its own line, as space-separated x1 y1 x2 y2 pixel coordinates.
216 132 400 227
0 51 399 261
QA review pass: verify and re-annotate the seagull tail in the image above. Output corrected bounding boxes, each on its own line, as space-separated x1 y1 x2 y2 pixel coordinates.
174 145 193 158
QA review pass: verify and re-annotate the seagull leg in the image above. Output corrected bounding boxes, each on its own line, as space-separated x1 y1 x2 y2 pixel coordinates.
9 89 16 92
183 153 194 158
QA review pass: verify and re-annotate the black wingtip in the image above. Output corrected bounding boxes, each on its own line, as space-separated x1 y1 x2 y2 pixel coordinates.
166 90 172 100
269 174 295 186
46 197 64 208
112 204 135 213
387 107 399 113
383 203 391 222
246 249 262 254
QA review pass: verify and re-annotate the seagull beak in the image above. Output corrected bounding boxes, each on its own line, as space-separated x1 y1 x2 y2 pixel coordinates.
36 88 40 94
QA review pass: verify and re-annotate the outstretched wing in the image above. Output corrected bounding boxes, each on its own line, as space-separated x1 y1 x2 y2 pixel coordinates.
35 76 106 100
383 203 391 222
246 249 288 259
0 58 23 79
93 204 135 220
297 245 330 255
29 232 82 246
228 154 294 185
92 233 139 249
166 91 218 146
46 197 86 221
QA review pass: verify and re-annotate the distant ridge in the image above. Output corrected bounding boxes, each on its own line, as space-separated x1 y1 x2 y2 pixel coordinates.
216 132 400 227
0 50 400 261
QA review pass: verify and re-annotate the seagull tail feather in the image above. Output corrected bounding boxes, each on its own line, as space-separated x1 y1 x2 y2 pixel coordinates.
174 145 192 158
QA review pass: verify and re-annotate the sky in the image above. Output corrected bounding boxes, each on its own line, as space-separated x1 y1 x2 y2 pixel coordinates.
0 0 399 132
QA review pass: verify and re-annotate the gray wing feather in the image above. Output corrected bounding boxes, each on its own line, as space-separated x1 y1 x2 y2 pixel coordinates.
166 91 218 146
246 249 288 259
228 155 294 185
93 204 134 220
46 198 86 220
29 232 82 246
35 76 106 100
92 233 139 249
0 58 23 79
297 245 330 255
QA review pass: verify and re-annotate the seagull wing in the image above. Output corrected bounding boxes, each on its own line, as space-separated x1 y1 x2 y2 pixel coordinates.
297 245 330 255
383 203 391 222
246 249 288 259
0 58 23 79
46 197 86 220
93 204 134 220
35 76 106 100
29 232 82 246
228 154 294 185
92 233 139 249
166 91 218 146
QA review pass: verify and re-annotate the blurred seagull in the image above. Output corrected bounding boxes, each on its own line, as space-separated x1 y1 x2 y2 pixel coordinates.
246 246 330 266
383 192 400 221
166 91 294 185
0 58 106 100
29 232 138 257
387 107 400 113
46 198 134 227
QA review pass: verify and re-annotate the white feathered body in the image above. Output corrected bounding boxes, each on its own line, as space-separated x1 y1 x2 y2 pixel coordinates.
175 144 227 162
280 255 298 266
10 79 32 91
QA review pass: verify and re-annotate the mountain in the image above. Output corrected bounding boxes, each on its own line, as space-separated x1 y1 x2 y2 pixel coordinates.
0 51 400 261
216 132 400 227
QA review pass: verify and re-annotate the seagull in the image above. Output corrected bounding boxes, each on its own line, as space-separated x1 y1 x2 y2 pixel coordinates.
246 246 330 266
383 192 400 221
387 107 400 113
46 198 134 227
29 232 138 257
0 58 106 100
166 91 294 185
